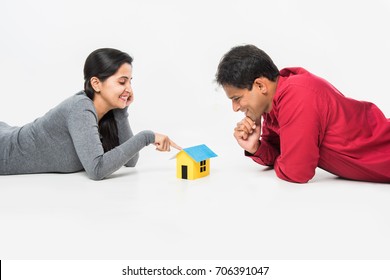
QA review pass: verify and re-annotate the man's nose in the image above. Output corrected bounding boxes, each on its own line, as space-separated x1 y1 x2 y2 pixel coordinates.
232 100 240 112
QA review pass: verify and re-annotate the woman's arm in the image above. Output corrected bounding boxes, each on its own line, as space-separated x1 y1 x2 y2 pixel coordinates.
67 99 155 180
113 108 139 167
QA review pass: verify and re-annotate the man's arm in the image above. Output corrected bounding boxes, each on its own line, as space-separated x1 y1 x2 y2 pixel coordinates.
234 116 281 167
241 86 323 183
271 85 322 183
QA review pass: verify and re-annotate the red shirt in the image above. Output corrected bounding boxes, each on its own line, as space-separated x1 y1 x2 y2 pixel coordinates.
247 67 390 183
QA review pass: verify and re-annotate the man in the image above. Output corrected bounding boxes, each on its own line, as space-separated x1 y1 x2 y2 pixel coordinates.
216 44 390 183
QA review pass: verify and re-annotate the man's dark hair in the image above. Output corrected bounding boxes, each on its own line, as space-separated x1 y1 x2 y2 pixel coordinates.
216 44 279 90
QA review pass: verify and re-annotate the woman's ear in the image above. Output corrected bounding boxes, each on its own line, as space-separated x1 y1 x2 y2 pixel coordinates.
90 77 101 93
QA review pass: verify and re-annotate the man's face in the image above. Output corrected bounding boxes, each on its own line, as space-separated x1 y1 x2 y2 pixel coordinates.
223 81 272 123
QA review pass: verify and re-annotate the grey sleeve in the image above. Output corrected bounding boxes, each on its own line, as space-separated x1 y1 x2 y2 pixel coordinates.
67 100 155 180
113 108 141 167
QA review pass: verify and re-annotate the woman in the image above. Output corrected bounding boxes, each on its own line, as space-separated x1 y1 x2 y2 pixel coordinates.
0 48 180 180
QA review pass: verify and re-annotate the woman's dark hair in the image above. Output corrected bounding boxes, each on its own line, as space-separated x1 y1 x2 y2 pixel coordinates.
215 44 279 90
83 48 133 152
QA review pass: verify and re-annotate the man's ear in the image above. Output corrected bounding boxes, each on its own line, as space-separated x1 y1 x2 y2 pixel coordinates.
90 77 101 93
253 77 268 95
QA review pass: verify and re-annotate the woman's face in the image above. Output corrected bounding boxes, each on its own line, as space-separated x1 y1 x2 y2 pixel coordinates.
98 63 134 110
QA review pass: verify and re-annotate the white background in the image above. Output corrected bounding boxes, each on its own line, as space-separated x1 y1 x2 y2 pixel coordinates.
1 0 390 268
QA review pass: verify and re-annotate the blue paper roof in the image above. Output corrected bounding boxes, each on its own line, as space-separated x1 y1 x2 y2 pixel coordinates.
182 144 217 162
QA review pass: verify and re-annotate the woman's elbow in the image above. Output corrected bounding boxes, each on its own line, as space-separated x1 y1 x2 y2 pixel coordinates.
125 153 139 167
85 167 107 180
87 172 106 180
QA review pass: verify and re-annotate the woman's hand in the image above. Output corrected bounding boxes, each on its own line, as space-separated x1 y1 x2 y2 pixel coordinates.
126 92 134 107
154 133 182 152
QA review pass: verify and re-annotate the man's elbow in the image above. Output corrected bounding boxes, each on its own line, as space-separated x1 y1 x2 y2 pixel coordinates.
277 174 311 183
275 166 315 184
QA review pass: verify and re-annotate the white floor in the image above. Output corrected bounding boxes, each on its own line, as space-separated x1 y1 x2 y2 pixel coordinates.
1 147 389 260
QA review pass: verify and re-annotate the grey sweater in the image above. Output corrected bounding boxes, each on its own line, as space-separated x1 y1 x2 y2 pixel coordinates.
0 91 155 180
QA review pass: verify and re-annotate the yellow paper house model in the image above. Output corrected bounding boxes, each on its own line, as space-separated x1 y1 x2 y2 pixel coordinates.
175 144 217 180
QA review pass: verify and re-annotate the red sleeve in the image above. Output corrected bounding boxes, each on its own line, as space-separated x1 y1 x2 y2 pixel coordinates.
248 85 322 183
245 119 280 166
